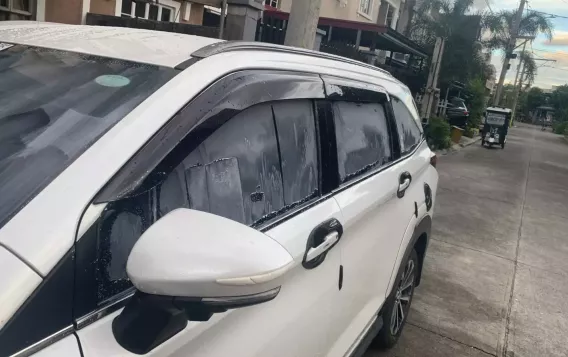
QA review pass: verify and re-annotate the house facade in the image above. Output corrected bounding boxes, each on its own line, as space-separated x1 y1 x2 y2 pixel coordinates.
272 0 413 32
1 0 206 25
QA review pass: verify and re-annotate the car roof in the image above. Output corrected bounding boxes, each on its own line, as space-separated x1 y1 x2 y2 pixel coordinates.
486 107 512 113
0 21 222 67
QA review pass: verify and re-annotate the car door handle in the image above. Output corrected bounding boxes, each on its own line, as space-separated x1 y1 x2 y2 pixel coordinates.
397 172 412 198
306 232 339 262
303 218 343 269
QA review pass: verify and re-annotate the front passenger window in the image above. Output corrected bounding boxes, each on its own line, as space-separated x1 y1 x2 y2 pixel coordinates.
332 101 392 183
81 100 321 309
91 103 285 305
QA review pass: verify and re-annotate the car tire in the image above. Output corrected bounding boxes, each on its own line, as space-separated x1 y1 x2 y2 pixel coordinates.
373 249 419 349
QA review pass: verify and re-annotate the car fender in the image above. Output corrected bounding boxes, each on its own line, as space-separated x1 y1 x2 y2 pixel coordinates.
384 212 432 298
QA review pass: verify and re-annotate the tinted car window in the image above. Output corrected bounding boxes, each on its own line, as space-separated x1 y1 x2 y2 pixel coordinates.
332 101 392 182
273 100 319 205
0 44 176 229
89 102 297 304
391 96 423 154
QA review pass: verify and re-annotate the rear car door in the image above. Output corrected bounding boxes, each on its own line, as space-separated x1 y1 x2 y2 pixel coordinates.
319 77 412 356
73 71 344 357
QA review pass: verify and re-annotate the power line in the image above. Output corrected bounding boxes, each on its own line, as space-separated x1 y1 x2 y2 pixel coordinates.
532 10 568 19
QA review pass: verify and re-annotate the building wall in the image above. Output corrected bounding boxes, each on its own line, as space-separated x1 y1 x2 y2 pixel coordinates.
45 0 83 24
90 0 116 16
180 1 204 25
43 0 202 25
279 0 380 24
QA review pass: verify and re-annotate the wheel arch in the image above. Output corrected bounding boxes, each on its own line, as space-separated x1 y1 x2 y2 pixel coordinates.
411 215 431 287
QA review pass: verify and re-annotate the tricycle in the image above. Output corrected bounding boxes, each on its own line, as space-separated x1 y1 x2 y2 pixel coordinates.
481 107 511 149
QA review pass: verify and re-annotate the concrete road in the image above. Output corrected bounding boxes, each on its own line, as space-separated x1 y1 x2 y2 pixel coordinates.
366 124 568 357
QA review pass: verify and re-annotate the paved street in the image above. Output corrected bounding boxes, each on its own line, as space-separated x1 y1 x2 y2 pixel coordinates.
366 124 568 357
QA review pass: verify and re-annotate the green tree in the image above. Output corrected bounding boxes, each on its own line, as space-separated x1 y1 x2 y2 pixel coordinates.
409 0 493 87
524 87 545 113
551 85 568 122
465 78 486 126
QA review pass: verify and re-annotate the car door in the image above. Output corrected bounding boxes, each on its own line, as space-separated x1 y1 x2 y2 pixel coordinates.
319 77 412 357
72 71 344 357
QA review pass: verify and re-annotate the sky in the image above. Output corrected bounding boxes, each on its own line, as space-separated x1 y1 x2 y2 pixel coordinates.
473 0 568 89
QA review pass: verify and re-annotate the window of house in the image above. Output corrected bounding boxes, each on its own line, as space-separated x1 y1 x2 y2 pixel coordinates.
120 0 174 22
264 0 279 8
359 0 372 15
148 4 159 20
161 7 172 21
0 0 33 20
85 100 320 304
332 101 392 183
391 96 423 155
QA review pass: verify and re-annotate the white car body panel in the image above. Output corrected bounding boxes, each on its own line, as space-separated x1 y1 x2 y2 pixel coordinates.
0 246 42 329
327 160 411 357
77 199 344 357
0 22 221 67
30 335 81 357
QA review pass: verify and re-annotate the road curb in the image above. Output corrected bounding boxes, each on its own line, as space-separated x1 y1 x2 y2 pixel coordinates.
436 136 481 156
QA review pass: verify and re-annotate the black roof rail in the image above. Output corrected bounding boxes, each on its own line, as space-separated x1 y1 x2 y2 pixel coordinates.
188 41 393 77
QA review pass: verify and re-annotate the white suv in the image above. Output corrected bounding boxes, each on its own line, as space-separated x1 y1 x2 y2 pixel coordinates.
0 23 438 357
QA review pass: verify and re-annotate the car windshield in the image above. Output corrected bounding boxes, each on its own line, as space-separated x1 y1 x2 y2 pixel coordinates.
0 44 177 228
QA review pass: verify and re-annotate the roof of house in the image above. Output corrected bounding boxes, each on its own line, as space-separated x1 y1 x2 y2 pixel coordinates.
0 21 222 67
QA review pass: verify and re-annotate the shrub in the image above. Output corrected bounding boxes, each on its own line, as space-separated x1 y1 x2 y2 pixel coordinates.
552 121 568 135
426 116 452 150
463 122 478 138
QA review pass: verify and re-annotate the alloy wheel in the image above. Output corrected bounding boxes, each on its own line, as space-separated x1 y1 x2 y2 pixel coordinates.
390 259 415 335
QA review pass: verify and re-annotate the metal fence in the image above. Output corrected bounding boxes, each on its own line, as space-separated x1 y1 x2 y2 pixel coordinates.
255 16 287 44
86 13 219 39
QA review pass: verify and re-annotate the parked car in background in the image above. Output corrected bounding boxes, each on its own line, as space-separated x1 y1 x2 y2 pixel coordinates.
446 97 470 127
0 22 438 357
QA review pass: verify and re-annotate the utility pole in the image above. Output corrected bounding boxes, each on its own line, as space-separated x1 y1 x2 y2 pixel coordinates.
511 41 527 93
494 0 527 106
511 58 556 122
284 0 322 49
420 37 445 121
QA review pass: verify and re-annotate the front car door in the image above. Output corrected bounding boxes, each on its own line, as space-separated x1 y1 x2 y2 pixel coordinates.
73 71 344 357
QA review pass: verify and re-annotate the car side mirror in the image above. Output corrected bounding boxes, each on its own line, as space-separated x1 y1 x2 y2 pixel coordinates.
112 209 294 354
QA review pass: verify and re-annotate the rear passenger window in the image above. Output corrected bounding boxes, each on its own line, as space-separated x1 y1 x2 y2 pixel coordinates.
332 101 392 182
391 96 423 154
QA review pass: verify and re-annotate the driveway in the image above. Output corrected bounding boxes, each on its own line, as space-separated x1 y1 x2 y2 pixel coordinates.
366 124 568 357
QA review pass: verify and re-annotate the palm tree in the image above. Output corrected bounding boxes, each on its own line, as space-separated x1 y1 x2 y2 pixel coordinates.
483 10 554 52
518 51 537 87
